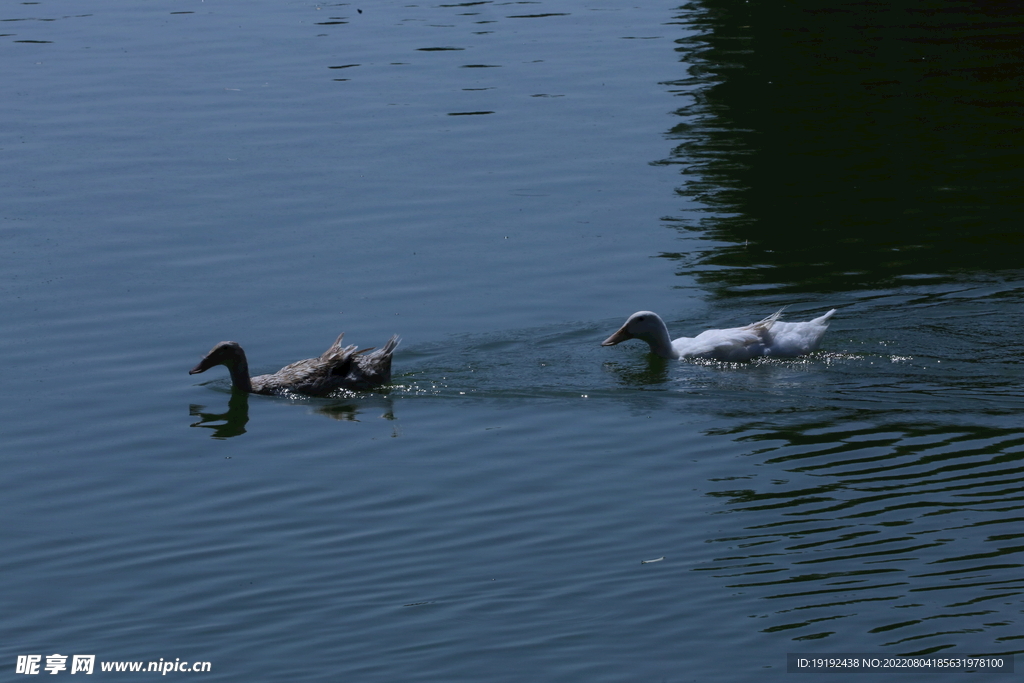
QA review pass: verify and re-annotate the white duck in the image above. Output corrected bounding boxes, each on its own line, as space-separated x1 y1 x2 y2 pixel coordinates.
602 309 836 362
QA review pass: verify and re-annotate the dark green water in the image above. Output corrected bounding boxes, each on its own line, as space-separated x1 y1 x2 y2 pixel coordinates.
662 1 1024 292
2 1 1022 680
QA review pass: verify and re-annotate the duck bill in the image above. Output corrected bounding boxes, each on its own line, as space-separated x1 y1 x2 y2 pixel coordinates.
602 326 632 346
189 358 212 375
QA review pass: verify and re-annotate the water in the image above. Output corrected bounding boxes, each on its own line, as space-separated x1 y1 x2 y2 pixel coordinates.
3 1 1023 680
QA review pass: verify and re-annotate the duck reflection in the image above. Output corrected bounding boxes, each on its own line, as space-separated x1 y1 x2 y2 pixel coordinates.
311 399 396 422
189 391 396 438
189 391 250 439
603 354 672 386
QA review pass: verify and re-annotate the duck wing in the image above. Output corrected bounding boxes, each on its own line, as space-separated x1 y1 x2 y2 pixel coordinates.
250 334 361 395
675 310 782 362
248 333 399 395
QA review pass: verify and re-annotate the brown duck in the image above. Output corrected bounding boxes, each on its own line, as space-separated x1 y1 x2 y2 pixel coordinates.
190 333 399 396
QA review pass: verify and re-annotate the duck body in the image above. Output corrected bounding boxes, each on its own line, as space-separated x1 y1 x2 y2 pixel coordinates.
190 333 399 396
602 309 835 362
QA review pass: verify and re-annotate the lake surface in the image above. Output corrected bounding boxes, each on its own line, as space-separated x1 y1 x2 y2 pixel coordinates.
3 1 1023 680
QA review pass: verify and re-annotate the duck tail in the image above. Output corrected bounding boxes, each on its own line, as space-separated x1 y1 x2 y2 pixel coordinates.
814 309 837 325
350 335 399 386
360 334 398 360
381 334 400 357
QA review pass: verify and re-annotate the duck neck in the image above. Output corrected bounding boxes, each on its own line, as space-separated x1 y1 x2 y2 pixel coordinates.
643 320 678 360
226 355 253 393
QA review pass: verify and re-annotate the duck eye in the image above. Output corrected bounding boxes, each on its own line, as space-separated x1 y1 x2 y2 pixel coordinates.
636 316 645 321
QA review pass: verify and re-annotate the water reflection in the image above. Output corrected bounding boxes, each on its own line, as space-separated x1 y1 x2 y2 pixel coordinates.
189 392 397 438
189 392 250 439
696 411 1024 655
602 356 672 386
661 1 1024 295
313 399 397 424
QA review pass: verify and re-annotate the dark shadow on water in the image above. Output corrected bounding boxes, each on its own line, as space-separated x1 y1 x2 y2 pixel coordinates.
660 1 1024 296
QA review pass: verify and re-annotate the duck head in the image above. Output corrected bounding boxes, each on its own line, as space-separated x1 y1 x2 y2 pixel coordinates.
190 341 245 375
602 311 677 359
602 311 664 347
